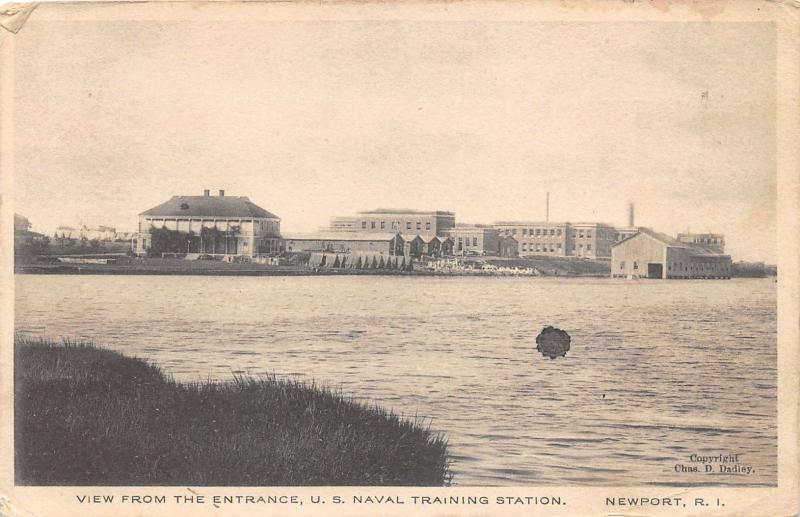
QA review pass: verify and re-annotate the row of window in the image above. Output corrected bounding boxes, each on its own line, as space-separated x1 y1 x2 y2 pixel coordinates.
457 237 479 247
521 243 563 252
620 261 729 272
502 228 601 239
362 220 433 231
516 228 563 237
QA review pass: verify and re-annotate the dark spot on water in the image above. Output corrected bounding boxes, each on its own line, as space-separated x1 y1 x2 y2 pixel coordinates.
535 326 571 359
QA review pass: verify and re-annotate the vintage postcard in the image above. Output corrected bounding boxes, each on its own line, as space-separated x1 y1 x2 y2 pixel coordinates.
1 0 798 515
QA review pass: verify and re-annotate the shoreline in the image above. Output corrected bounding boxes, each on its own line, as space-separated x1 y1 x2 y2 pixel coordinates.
14 336 451 486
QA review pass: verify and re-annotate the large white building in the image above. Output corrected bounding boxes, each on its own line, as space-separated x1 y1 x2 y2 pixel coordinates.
136 190 282 257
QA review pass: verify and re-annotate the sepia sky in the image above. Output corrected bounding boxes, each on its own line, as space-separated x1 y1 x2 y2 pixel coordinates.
13 16 776 262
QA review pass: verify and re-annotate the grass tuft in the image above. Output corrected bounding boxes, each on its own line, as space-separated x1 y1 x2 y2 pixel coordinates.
14 335 451 486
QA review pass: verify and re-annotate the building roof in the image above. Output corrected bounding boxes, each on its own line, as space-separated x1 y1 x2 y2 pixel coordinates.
140 195 280 220
493 221 567 226
613 227 686 248
357 208 455 217
571 222 615 228
284 232 400 242
614 228 730 257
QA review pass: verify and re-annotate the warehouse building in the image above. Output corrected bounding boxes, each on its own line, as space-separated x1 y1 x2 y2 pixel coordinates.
284 232 405 256
611 228 731 279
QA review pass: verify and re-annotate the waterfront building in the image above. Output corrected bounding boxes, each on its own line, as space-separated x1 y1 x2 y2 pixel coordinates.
446 224 500 256
568 222 616 259
493 221 570 257
676 233 725 253
326 209 456 238
136 190 282 257
284 232 405 256
611 228 731 279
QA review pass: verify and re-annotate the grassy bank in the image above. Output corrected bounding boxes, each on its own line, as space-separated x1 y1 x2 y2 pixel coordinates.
14 336 450 486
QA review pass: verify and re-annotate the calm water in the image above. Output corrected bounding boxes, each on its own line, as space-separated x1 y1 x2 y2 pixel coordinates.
15 275 777 486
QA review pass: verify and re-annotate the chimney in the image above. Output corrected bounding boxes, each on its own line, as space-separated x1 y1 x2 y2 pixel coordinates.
218 189 225 197
628 202 635 227
203 189 210 196
546 192 550 223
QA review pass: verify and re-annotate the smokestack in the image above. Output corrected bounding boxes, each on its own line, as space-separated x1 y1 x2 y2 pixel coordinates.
628 202 635 227
203 189 210 196
218 189 225 197
546 192 550 223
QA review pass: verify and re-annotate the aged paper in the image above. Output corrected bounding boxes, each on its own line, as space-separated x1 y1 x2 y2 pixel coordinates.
1 0 798 516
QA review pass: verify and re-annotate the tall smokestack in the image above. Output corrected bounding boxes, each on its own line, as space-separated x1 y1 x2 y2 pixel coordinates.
628 202 635 227
546 192 550 223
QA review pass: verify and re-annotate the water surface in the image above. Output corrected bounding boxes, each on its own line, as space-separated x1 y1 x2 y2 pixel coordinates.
15 275 777 486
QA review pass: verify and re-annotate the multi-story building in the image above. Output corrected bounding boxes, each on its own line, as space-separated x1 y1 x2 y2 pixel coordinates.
568 222 616 259
136 189 282 257
493 222 570 257
611 228 731 279
326 209 456 238
446 224 500 256
676 233 725 254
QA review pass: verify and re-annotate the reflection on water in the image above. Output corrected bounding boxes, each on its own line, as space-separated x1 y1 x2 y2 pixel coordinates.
15 275 777 486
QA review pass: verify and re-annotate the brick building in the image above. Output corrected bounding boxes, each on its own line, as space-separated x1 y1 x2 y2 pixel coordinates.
446 224 500 256
326 209 455 238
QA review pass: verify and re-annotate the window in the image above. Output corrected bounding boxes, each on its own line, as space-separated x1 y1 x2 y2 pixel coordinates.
473 237 478 247
391 222 397 230
535 244 540 252
557 243 562 250
522 229 528 236
579 232 584 239
380 221 385 229
633 261 639 270
557 229 562 236
522 243 528 251
550 229 555 236
620 261 625 269
535 229 541 236
362 221 367 229
406 222 412 230
512 229 517 235
587 231 592 238
371 221 376 229
426 222 431 231
416 222 421 230
587 245 592 251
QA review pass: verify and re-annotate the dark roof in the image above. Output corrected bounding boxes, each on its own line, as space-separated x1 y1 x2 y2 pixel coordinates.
140 196 279 220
